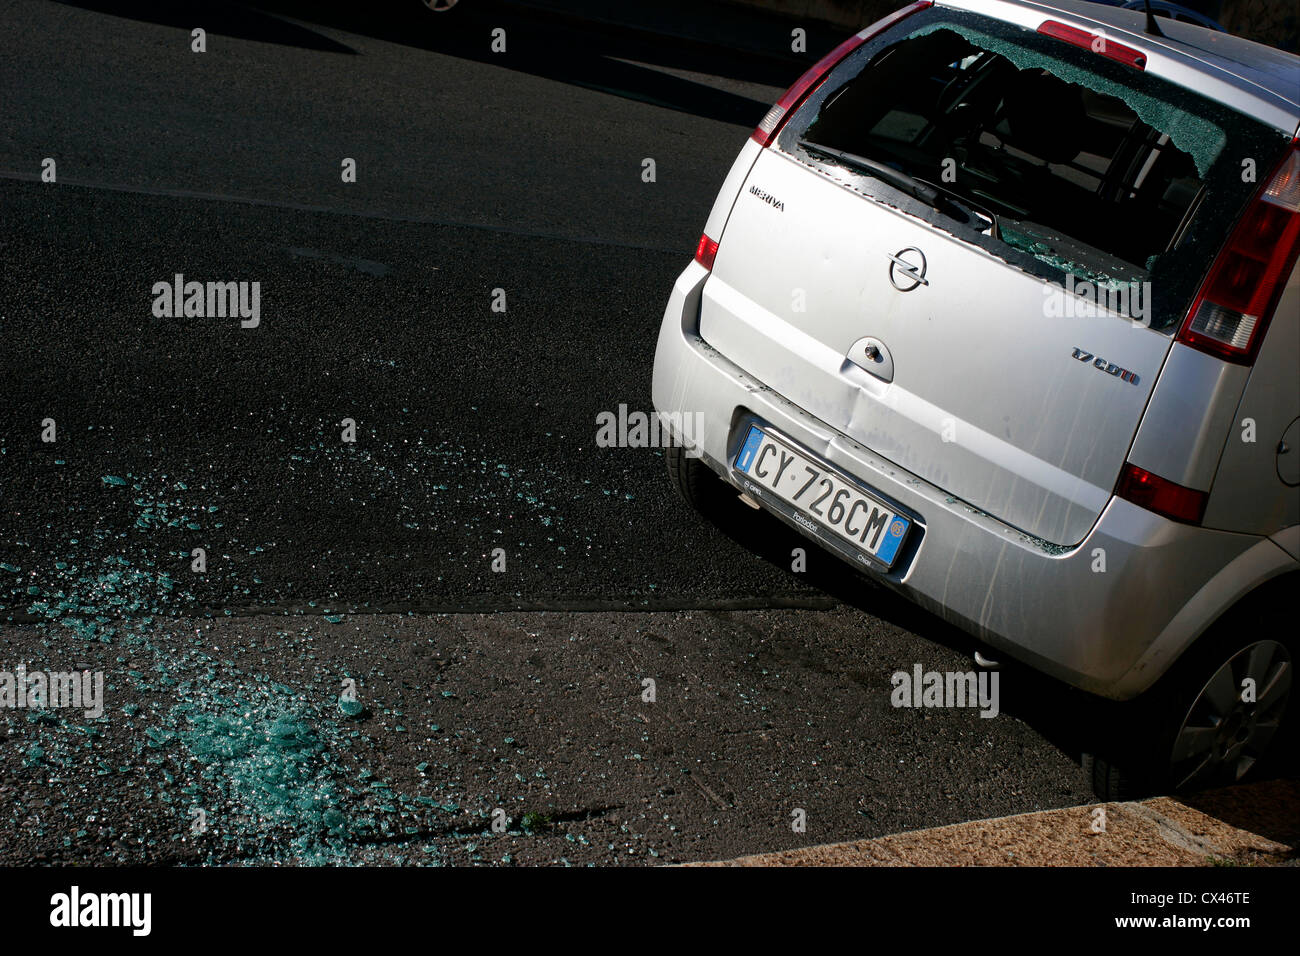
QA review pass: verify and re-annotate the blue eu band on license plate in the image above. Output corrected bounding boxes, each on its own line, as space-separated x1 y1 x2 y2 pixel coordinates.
736 427 764 473
736 425 909 568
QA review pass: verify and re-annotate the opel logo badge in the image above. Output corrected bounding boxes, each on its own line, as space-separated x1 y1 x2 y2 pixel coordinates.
888 247 928 292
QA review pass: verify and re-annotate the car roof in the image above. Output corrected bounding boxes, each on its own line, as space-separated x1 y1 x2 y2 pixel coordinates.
935 0 1300 132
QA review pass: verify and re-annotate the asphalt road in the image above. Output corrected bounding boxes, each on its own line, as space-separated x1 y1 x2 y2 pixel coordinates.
1 0 819 613
0 0 1102 864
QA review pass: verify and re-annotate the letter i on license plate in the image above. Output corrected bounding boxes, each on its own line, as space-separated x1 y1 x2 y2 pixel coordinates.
735 425 910 568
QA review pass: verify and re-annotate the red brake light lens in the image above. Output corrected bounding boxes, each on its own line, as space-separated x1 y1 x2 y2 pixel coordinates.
1116 463 1208 524
751 1 933 148
1037 20 1147 70
694 233 719 270
1178 145 1300 364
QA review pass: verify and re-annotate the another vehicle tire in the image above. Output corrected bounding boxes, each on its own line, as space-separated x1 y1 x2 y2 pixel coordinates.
1082 752 1141 802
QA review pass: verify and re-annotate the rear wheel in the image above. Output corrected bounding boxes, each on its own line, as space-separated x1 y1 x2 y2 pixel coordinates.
1085 618 1295 801
1168 638 1292 790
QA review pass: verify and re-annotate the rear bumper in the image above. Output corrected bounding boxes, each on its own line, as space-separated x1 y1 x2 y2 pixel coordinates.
652 261 1291 699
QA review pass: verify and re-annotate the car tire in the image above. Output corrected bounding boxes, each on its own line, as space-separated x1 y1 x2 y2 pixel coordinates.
665 443 729 515
1084 594 1296 801
1082 752 1142 802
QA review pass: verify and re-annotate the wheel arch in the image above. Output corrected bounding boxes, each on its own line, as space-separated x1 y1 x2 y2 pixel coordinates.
1115 536 1298 700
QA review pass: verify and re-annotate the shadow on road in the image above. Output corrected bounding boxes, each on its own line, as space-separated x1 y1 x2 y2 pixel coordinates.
57 0 788 127
674 476 1119 773
682 478 1300 796
56 0 360 53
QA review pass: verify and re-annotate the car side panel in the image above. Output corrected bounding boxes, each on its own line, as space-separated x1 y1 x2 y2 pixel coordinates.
1201 265 1300 534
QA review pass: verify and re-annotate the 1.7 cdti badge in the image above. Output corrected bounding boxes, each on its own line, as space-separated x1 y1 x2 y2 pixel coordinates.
1072 347 1140 385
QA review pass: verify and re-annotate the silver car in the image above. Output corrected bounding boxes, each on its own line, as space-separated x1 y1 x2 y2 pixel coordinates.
652 0 1300 798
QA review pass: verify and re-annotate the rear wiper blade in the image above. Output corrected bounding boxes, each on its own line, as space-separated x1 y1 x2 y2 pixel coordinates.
799 140 950 212
913 176 1001 239
798 139 974 226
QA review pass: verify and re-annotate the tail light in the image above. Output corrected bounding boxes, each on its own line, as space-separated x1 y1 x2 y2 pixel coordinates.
1116 463 1208 524
1177 143 1300 364
694 233 719 270
750 1 933 148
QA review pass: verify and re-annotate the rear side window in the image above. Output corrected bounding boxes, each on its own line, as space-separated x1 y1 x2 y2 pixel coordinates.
778 8 1292 331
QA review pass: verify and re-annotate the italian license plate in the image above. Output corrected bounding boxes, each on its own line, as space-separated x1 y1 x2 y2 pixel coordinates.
734 425 910 568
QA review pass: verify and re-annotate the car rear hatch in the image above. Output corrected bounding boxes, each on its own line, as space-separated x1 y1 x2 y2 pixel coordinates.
698 4 1292 545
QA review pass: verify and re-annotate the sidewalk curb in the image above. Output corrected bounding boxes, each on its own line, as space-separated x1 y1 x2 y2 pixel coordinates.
687 779 1299 866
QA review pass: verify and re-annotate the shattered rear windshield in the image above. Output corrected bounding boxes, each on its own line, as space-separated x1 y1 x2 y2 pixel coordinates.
778 8 1292 331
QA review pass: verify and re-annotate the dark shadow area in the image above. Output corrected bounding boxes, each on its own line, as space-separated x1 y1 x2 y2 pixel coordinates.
264 0 821 87
55 0 359 54
57 0 797 127
1179 778 1300 850
683 479 1105 770
689 482 1300 800
280 0 794 126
